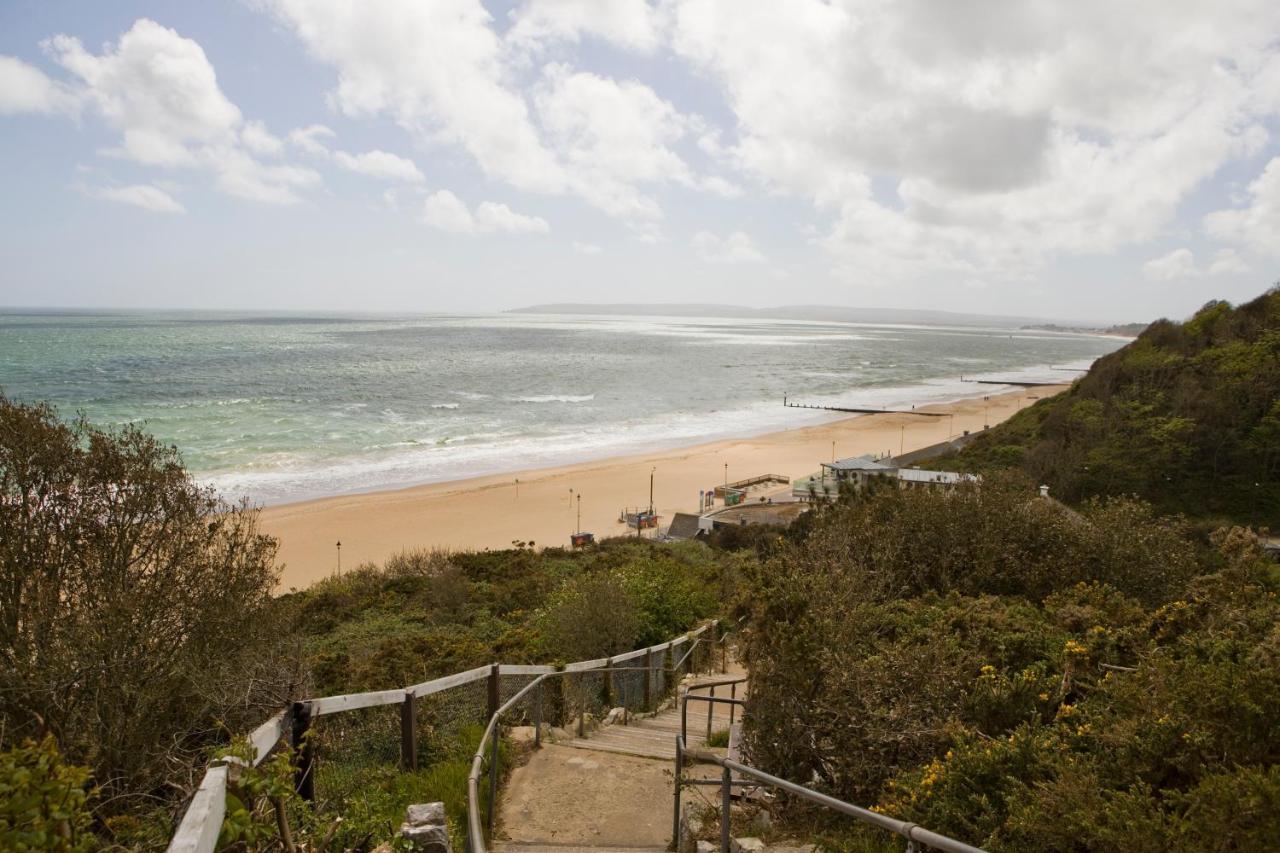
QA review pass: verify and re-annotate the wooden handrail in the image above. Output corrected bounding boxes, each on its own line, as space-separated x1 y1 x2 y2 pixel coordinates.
166 619 718 853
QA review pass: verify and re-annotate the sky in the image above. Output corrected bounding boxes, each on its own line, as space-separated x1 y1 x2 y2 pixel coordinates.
1 1 1278 323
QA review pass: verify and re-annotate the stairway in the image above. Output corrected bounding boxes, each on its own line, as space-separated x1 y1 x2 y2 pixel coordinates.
563 680 745 761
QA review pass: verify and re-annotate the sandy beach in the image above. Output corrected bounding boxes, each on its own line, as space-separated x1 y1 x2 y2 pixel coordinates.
262 386 1063 589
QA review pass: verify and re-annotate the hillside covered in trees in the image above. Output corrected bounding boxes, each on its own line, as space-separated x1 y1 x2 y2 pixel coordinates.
949 286 1280 525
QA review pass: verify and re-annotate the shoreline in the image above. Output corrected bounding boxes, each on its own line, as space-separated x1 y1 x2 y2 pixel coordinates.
261 384 1065 590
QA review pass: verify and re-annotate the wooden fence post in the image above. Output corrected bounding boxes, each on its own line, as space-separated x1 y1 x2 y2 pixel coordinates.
602 657 614 708
487 663 500 721
290 700 315 802
400 691 417 771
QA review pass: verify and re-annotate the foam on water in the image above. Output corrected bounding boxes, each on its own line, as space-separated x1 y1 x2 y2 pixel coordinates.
0 311 1123 505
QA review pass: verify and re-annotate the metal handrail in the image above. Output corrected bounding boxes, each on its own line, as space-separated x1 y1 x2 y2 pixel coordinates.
465 621 717 853
677 740 986 853
673 684 986 853
681 676 748 744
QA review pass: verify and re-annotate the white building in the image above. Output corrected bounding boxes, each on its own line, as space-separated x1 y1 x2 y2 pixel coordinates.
793 454 977 500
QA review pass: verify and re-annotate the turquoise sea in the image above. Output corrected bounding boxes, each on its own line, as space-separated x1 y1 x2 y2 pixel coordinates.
0 310 1124 504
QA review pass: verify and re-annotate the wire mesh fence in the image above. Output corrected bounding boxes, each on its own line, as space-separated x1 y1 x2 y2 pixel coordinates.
310 701 402 805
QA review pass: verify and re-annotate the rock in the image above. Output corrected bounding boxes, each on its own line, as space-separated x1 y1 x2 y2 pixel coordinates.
400 801 450 853
731 838 766 853
749 809 773 833
405 802 445 827
506 722 537 742
696 843 717 853
603 707 627 725
399 821 450 853
679 810 705 853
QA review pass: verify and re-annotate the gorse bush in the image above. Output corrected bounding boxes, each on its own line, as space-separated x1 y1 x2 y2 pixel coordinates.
743 466 1280 850
949 286 1280 524
292 537 736 696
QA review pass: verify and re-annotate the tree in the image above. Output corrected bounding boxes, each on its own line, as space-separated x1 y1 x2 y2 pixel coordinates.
0 396 295 812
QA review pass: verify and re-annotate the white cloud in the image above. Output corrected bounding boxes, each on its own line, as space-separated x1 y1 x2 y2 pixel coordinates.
534 63 698 221
421 190 476 233
28 19 320 205
83 183 185 213
1143 248 1199 281
692 230 764 263
332 149 424 182
1142 247 1252 280
421 190 549 235
261 0 566 193
1207 247 1251 275
44 20 243 168
573 241 603 254
259 0 732 224
288 123 335 156
0 55 78 115
506 0 667 54
475 201 550 233
241 120 284 156
1204 156 1280 256
667 0 1280 282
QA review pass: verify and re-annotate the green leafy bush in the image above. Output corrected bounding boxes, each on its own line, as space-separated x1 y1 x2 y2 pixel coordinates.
0 737 95 853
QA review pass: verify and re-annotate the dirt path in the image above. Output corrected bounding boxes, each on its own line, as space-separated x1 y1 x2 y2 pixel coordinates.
497 664 747 850
497 743 677 848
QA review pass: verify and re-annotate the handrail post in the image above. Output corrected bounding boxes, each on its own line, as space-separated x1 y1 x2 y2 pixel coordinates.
729 683 737 728
707 686 716 740
534 680 543 748
671 737 683 852
576 673 586 738
710 622 719 673
487 720 500 835
603 657 614 708
680 689 688 743
719 765 732 853
289 700 315 802
401 690 417 771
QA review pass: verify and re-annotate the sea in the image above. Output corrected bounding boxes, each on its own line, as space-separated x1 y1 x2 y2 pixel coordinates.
0 310 1125 505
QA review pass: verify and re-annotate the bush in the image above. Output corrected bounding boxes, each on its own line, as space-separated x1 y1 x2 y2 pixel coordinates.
0 396 296 815
0 737 95 853
743 481 1280 850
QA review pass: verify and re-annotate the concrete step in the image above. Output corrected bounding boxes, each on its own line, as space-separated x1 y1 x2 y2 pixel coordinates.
494 845 666 852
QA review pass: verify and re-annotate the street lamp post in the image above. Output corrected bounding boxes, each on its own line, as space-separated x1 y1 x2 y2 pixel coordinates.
336 540 342 577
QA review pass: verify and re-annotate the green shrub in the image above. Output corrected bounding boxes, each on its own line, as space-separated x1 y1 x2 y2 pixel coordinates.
0 737 95 853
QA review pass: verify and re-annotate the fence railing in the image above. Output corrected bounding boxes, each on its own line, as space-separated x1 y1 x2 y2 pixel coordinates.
463 622 718 853
166 620 719 853
673 684 988 853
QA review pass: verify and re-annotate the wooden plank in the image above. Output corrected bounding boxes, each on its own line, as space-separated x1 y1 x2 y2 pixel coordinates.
612 647 649 663
248 711 287 766
166 765 227 853
564 656 609 672
499 664 557 675
311 688 404 717
407 664 492 698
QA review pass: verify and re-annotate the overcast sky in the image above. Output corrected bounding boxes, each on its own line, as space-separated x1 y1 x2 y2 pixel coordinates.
1 1 1278 323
